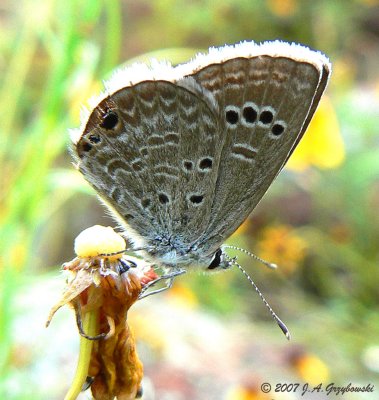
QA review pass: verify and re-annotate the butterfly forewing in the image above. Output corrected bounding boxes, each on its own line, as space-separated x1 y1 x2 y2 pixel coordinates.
189 54 329 252
283 63 330 165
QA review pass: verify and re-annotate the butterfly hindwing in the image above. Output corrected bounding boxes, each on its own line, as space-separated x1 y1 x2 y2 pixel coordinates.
74 80 227 248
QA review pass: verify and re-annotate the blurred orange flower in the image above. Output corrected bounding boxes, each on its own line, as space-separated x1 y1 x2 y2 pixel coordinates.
266 0 298 17
257 225 308 274
287 97 345 171
358 0 379 5
226 382 271 400
293 353 330 384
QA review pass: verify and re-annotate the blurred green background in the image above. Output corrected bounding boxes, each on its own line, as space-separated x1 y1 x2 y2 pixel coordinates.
1 0 379 399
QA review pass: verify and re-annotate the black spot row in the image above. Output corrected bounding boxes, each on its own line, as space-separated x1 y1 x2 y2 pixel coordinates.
226 107 275 126
183 157 213 171
225 104 286 136
141 193 204 207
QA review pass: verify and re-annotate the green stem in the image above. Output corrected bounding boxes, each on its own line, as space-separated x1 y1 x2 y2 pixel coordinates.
64 306 98 400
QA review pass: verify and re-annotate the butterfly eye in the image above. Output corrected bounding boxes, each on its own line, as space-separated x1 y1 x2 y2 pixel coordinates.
101 111 119 130
207 248 222 270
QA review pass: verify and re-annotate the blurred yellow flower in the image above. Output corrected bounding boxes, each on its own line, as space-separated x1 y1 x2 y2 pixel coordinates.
257 225 308 274
294 354 330 385
166 282 199 309
287 97 345 171
266 0 298 17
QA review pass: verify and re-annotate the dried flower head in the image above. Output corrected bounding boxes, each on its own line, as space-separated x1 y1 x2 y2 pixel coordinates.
46 225 158 400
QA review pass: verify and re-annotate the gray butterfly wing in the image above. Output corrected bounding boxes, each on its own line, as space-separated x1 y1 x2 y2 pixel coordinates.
73 79 226 250
188 51 330 253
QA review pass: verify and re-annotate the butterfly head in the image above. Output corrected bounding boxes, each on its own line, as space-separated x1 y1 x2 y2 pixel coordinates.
206 248 231 271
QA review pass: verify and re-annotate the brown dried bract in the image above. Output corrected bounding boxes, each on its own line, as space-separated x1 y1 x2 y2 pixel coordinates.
47 254 158 400
88 269 144 400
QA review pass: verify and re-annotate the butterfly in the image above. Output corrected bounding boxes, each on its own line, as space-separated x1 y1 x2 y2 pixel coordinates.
70 40 330 336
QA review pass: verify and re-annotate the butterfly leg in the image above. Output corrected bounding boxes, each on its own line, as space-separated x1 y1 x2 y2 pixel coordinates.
72 298 107 340
138 269 186 299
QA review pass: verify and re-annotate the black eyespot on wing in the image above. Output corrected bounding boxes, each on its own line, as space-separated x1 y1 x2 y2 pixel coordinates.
82 142 92 152
89 134 101 144
271 123 285 136
259 110 274 124
101 111 119 130
225 109 238 124
199 157 212 170
207 248 222 270
190 195 203 204
183 160 193 171
158 193 169 204
243 106 257 123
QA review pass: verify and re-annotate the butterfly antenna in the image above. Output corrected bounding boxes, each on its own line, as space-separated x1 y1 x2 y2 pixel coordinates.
98 246 148 258
226 255 291 340
98 249 127 257
223 245 277 269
